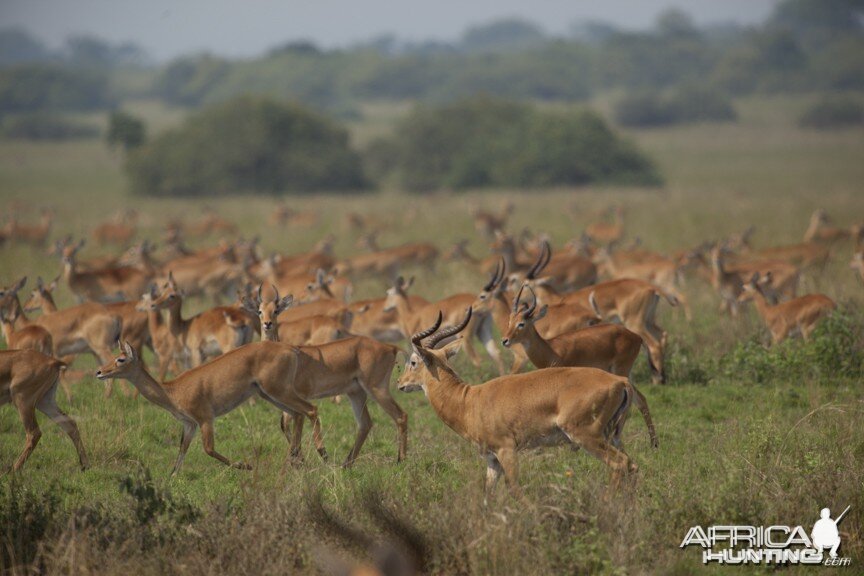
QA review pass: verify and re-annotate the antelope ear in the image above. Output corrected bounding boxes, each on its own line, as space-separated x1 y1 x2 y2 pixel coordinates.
122 341 136 359
240 296 258 314
276 294 294 313
13 276 27 292
750 272 760 284
405 276 415 290
534 305 548 320
48 275 60 291
440 338 464 360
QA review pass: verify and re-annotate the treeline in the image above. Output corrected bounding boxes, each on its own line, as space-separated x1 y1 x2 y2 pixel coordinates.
149 1 864 111
126 97 660 196
2 0 862 117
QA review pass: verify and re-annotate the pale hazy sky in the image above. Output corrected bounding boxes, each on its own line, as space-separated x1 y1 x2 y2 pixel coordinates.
1 0 780 61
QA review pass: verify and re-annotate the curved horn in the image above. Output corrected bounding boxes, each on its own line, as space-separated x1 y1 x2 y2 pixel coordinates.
525 245 545 280
525 285 538 317
513 283 526 313
482 260 501 292
410 311 443 348
271 283 280 303
537 240 552 275
257 283 264 304
427 307 473 349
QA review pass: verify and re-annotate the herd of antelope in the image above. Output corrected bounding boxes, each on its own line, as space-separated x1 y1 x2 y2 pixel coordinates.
0 202 860 500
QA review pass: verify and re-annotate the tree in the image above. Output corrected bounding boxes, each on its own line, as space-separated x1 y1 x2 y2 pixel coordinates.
106 111 146 151
126 97 367 196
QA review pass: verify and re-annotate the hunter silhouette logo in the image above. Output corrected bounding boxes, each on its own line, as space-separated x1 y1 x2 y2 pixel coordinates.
812 506 850 559
681 506 852 566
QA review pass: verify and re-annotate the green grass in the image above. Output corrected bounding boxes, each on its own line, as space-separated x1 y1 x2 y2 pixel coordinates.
1 95 863 574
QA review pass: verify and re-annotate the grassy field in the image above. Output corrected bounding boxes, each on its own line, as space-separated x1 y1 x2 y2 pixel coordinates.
1 96 863 574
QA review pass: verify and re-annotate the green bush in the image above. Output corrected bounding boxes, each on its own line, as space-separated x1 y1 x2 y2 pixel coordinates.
614 85 737 127
1 113 99 140
126 96 368 197
719 309 864 383
366 97 661 192
105 110 146 150
798 95 864 129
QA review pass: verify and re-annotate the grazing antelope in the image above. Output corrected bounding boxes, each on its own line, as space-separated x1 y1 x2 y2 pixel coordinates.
739 273 836 345
91 209 138 246
241 284 349 346
0 303 53 356
515 241 597 293
471 201 513 240
473 260 600 374
502 286 657 448
285 334 408 466
187 208 238 237
0 276 122 391
584 205 624 245
96 341 321 474
384 276 506 375
709 244 744 316
804 209 852 244
152 272 255 369
60 239 152 303
348 296 427 343
137 287 181 380
521 275 674 384
24 274 151 374
5 208 53 248
754 242 830 271
337 237 439 281
2 350 89 471
398 309 639 498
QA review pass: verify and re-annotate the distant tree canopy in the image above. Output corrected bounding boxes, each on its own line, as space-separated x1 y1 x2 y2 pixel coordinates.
798 95 864 128
365 98 661 192
1 113 98 141
0 65 113 114
126 97 367 197
460 19 547 52
614 86 737 127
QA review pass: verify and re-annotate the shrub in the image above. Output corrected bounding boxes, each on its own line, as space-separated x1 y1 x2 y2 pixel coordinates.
1 113 99 140
719 308 864 383
126 96 368 196
798 95 864 129
366 97 661 192
105 110 146 150
614 85 737 127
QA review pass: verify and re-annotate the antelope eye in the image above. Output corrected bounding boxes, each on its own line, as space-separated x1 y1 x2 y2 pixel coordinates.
479 294 487 300
257 311 262 316
117 358 125 364
517 322 525 328
410 360 416 368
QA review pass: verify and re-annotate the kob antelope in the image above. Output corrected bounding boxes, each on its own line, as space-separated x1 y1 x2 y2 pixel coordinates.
2 349 89 471
739 273 836 344
398 309 639 498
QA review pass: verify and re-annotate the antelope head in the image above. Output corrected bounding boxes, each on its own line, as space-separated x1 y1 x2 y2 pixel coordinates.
23 275 58 312
151 271 183 311
501 285 547 348
397 307 472 393
96 341 141 380
472 258 506 315
0 276 27 318
241 283 293 338
383 276 414 312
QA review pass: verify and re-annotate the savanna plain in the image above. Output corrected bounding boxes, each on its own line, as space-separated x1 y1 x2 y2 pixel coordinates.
1 95 863 574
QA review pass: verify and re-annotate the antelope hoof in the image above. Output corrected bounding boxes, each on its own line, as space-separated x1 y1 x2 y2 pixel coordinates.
232 461 253 471
317 447 329 461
